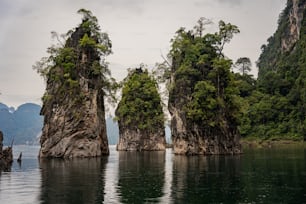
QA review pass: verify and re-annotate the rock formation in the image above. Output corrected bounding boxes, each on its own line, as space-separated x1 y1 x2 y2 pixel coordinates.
0 130 13 171
38 9 112 158
116 128 166 151
116 68 166 151
167 20 241 155
281 0 306 52
169 77 241 155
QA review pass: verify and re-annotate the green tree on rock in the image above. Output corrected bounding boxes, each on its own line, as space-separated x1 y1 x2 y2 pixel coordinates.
34 9 115 105
165 18 242 155
34 9 115 158
115 67 166 151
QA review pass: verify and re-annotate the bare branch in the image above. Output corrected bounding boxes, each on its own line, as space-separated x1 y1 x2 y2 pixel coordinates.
51 31 64 47
160 50 171 67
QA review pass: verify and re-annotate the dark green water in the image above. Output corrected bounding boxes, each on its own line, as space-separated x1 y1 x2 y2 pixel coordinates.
0 145 305 203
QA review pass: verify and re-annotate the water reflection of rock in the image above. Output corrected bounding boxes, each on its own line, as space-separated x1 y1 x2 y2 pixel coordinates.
171 155 242 203
39 157 108 204
117 151 165 203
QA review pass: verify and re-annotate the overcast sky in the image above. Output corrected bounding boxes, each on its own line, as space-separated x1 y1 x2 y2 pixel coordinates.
0 0 286 108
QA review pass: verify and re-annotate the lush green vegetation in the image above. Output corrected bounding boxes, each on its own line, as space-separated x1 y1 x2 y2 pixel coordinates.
237 1 306 141
34 9 116 106
32 5 305 142
157 6 306 142
235 57 252 75
116 68 164 131
160 18 243 134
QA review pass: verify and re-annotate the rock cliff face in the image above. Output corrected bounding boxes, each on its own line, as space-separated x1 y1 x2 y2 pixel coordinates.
39 10 110 158
117 129 165 151
116 68 166 151
281 0 306 52
169 81 241 155
258 0 306 76
39 87 108 158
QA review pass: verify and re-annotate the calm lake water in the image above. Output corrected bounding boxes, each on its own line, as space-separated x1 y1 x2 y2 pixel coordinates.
0 145 306 204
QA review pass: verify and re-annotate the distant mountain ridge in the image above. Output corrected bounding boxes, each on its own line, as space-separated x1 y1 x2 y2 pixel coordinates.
0 102 122 145
0 102 170 145
0 103 43 145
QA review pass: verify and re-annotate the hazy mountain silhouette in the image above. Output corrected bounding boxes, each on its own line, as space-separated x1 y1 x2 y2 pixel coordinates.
0 103 43 145
0 103 170 145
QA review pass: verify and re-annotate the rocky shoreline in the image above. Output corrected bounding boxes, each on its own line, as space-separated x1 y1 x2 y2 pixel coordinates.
241 138 305 149
0 131 13 171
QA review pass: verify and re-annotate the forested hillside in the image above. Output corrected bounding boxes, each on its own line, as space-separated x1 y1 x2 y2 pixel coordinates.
238 0 306 140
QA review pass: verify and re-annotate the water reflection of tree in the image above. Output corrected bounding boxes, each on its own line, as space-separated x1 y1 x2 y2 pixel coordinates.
171 155 242 203
117 151 165 203
39 157 108 204
240 147 306 203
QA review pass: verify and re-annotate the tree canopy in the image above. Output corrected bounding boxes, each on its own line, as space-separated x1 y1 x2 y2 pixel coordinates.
167 18 242 130
116 68 164 131
33 9 117 106
237 1 306 140
235 57 252 75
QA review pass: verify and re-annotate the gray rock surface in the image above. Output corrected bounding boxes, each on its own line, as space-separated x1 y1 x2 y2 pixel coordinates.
39 21 109 158
117 129 166 151
0 130 13 171
281 0 306 52
39 89 109 158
